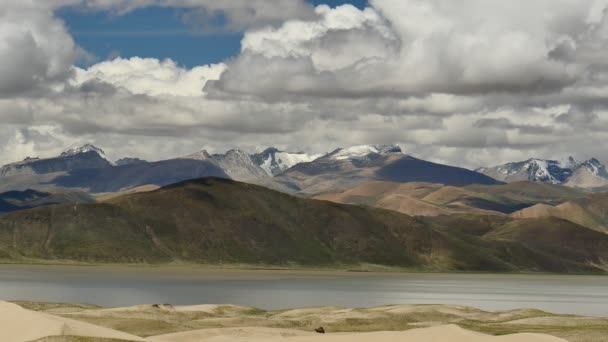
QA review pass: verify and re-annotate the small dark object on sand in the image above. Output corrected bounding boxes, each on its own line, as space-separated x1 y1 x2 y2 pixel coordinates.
315 327 325 334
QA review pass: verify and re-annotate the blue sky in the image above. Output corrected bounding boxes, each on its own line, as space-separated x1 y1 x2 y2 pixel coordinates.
59 0 368 68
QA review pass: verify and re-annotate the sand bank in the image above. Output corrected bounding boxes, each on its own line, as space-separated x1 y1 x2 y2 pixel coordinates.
150 325 567 342
2 301 591 342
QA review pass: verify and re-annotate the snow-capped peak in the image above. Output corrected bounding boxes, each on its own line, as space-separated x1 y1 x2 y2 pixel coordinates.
61 144 113 164
332 145 379 160
477 156 608 186
527 159 560 184
331 144 403 160
251 147 323 176
61 144 105 156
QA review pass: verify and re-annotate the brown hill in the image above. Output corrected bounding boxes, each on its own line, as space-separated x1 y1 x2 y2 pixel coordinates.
315 181 584 217
511 192 608 233
483 217 608 269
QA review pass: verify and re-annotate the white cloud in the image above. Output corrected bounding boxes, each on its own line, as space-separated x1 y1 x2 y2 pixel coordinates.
73 57 226 96
4 0 608 169
0 4 76 96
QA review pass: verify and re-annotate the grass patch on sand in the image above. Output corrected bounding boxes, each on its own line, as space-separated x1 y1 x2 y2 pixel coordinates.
14 301 608 342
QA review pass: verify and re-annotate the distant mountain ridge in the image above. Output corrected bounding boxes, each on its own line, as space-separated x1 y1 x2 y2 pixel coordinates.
0 149 112 178
4 143 605 196
477 157 608 189
276 145 501 194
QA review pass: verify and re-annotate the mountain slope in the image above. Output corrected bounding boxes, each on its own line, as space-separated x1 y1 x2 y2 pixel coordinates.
0 149 112 178
208 149 270 182
0 178 471 267
0 189 94 214
52 158 228 193
0 177 606 272
276 145 500 195
315 181 584 217
426 215 608 273
482 217 608 268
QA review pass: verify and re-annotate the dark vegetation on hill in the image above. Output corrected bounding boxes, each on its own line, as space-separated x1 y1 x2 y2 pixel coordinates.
0 178 606 273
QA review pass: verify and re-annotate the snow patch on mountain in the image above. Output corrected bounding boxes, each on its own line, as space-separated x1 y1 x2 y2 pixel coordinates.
331 144 404 161
262 152 322 175
251 148 323 176
61 144 114 165
332 145 379 160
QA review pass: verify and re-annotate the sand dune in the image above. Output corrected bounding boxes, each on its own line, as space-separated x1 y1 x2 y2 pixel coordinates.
0 301 144 342
150 325 568 342
1 301 585 342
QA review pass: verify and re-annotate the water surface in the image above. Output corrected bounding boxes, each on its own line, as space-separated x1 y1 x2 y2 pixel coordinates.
0 265 606 317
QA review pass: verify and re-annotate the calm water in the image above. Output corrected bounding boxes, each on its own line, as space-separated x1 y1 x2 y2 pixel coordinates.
0 265 607 317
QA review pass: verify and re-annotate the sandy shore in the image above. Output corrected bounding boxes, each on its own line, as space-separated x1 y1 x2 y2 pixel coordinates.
4 301 604 342
149 326 567 342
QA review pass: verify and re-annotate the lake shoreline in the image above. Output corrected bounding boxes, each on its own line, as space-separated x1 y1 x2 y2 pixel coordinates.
1 260 607 277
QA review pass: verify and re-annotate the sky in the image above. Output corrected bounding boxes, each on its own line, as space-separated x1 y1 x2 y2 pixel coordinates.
1 0 608 169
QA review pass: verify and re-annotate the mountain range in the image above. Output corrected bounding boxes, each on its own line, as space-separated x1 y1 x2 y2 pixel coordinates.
0 141 607 272
275 145 500 194
1 177 607 272
477 157 608 190
0 144 500 195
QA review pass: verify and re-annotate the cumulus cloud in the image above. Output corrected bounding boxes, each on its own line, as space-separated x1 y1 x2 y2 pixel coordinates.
211 1 589 99
72 57 226 96
3 0 608 169
0 4 77 97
